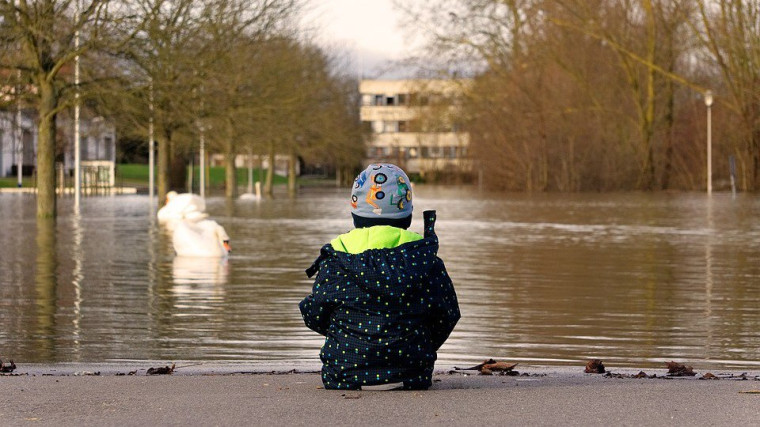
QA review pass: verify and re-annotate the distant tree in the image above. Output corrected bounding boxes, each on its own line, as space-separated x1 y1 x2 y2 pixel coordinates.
0 0 146 218
694 0 760 190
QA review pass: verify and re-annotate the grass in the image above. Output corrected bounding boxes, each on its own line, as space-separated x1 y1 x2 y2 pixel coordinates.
2 164 314 190
115 163 288 188
0 177 32 188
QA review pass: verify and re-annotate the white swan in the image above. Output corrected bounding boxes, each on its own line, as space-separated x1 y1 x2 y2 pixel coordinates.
158 191 208 230
172 219 231 258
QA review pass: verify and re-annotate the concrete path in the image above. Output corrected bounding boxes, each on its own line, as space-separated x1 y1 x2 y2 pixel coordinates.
1 364 758 426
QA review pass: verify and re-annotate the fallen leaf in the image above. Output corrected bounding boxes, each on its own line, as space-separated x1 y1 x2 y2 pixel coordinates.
666 361 696 376
454 359 518 375
483 361 519 372
738 390 760 394
701 373 719 380
0 360 17 373
585 359 605 374
146 363 175 375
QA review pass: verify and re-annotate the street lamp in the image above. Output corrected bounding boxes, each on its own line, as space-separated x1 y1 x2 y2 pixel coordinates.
704 90 713 195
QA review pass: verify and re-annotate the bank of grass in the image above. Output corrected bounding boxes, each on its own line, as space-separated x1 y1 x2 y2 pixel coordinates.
0 177 32 188
116 163 288 188
2 164 325 190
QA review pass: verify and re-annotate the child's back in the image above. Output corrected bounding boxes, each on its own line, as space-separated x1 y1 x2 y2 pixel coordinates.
299 164 460 390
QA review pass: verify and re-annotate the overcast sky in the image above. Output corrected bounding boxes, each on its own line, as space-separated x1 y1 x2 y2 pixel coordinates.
305 0 416 78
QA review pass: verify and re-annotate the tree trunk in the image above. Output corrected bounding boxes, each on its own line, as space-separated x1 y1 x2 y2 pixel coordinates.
158 133 169 207
264 141 275 196
36 79 58 219
169 139 186 192
224 139 237 199
288 146 297 197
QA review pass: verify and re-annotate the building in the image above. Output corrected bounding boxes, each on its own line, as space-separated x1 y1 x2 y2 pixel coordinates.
0 110 36 180
359 79 471 179
0 110 116 187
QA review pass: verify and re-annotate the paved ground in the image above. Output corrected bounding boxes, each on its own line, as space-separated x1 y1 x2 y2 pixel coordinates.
1 363 758 426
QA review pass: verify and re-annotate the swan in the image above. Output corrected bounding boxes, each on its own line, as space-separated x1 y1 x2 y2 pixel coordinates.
172 219 231 258
158 191 208 229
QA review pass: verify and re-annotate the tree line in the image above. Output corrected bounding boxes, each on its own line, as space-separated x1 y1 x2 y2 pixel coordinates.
398 0 760 192
0 0 366 218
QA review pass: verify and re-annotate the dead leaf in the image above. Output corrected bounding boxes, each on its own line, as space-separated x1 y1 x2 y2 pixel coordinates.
585 359 605 374
454 359 518 375
701 373 719 380
666 361 696 376
483 361 519 372
738 390 760 394
634 371 654 378
0 360 17 373
146 363 175 375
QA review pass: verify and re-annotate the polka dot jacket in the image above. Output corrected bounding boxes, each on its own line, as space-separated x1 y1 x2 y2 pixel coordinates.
300 210 460 390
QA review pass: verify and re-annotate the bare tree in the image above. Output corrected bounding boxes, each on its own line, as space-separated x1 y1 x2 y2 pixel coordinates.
0 0 146 218
694 0 760 190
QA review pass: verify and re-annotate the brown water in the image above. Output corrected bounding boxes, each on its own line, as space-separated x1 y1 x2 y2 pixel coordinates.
1 188 759 369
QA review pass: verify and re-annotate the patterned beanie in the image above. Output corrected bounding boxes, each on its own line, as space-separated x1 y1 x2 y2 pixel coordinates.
351 163 413 228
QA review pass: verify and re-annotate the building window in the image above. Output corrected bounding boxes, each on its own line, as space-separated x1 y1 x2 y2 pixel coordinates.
386 96 395 106
104 136 113 161
383 121 399 133
398 121 408 132
374 95 384 106
362 94 373 106
80 136 88 161
372 121 384 133
22 129 34 164
397 94 407 105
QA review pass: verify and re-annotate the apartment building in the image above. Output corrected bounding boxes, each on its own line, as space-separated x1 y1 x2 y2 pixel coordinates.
0 111 116 186
359 79 471 179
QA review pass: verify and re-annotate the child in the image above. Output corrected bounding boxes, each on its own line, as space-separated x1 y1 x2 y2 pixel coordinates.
299 163 460 390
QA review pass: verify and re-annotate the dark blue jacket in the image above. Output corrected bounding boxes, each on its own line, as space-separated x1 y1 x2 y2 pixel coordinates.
299 211 460 390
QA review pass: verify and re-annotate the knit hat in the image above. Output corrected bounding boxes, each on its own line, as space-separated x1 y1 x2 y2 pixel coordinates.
350 163 413 229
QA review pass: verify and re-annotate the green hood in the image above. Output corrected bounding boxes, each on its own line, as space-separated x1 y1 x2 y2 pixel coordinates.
330 226 423 254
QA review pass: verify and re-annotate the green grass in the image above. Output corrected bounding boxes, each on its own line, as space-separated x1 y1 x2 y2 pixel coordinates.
115 163 288 188
0 177 32 188
2 164 299 189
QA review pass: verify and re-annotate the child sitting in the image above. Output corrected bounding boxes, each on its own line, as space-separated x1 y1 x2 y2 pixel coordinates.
299 163 460 390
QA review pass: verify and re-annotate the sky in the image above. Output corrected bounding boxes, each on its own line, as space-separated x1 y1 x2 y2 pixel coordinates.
305 0 416 78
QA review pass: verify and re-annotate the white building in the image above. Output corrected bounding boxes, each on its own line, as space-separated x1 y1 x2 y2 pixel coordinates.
0 110 36 180
359 79 471 179
0 111 116 187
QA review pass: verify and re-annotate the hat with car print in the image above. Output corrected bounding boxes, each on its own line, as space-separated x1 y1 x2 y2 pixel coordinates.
350 163 413 229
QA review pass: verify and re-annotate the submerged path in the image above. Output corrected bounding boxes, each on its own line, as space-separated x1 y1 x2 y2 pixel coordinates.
1 364 758 426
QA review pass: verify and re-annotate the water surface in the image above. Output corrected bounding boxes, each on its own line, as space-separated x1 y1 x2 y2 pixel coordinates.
1 188 758 369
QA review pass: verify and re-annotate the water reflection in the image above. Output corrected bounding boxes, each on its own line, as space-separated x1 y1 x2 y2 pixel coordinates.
172 256 229 286
70 209 84 355
34 217 57 360
1 191 760 369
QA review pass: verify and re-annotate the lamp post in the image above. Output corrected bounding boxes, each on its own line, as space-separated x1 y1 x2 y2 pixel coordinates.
704 90 713 195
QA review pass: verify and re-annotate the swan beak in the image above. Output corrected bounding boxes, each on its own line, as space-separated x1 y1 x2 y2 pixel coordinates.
223 240 231 253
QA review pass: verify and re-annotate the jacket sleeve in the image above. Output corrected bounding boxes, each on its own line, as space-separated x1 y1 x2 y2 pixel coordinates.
299 256 338 336
427 257 461 351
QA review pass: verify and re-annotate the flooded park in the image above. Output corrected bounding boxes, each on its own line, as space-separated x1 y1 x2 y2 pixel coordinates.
1 187 759 370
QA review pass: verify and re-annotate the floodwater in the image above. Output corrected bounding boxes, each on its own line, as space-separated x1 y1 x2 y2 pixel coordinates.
1 188 759 370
